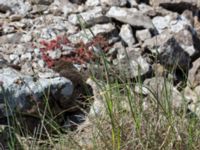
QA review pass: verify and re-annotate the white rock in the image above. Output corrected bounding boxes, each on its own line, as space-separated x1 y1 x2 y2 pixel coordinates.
68 6 109 26
169 16 192 33
153 14 192 34
136 29 152 42
69 23 116 43
106 6 154 29
152 16 171 33
86 0 100 6
119 24 135 46
129 56 150 77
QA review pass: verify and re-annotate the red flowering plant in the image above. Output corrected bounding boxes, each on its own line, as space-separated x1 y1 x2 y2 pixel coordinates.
38 34 110 68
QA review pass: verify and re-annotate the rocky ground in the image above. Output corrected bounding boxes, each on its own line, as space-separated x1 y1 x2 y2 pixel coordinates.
0 0 200 149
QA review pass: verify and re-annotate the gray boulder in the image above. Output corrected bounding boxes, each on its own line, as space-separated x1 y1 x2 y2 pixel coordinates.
0 67 73 117
119 24 136 47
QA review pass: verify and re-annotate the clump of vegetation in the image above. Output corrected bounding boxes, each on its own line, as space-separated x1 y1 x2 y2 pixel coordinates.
39 34 110 67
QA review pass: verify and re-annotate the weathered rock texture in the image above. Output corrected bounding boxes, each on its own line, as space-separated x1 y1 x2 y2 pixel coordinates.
0 0 200 144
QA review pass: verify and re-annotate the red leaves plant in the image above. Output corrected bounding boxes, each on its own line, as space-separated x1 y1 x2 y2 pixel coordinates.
39 34 110 68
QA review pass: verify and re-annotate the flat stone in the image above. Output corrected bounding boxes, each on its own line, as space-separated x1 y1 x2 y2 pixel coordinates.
106 6 154 29
68 23 116 43
68 6 109 26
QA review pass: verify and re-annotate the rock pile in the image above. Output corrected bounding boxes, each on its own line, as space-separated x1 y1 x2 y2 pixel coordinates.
0 0 200 134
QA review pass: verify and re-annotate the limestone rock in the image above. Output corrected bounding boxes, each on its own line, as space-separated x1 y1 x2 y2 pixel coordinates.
68 6 109 26
68 23 116 43
119 24 136 47
106 6 154 29
0 67 73 117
